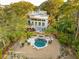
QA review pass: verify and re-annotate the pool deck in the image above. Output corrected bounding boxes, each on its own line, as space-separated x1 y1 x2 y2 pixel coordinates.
14 39 60 59
12 37 76 59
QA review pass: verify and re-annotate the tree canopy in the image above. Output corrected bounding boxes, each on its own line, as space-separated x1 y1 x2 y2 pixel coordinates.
40 0 79 58
0 1 36 49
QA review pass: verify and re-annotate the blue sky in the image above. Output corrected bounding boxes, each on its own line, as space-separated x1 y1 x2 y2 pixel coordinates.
0 0 47 6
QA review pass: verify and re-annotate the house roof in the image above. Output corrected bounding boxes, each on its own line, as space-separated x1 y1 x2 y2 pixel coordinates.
28 10 49 19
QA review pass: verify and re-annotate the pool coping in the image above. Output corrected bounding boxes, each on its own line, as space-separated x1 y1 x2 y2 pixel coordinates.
27 36 53 49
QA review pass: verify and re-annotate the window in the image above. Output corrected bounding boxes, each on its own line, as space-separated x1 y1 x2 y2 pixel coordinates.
39 22 41 26
43 20 45 21
32 21 33 25
42 20 45 21
28 20 30 25
42 22 45 26
35 22 37 26
42 28 45 31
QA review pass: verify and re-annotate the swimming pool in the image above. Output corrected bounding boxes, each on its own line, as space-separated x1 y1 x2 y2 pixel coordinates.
34 38 47 47
27 36 51 49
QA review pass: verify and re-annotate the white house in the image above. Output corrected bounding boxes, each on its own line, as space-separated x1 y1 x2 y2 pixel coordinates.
28 10 49 32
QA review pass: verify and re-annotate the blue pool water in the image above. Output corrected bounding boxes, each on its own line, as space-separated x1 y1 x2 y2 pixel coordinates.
34 38 47 47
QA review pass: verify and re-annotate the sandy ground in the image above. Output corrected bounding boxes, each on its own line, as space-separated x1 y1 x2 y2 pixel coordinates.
12 39 76 59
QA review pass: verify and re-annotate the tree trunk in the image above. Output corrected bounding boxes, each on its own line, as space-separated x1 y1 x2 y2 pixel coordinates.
75 16 79 40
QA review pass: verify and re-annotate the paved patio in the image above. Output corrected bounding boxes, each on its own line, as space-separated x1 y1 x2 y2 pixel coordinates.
12 38 76 59
14 39 60 59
